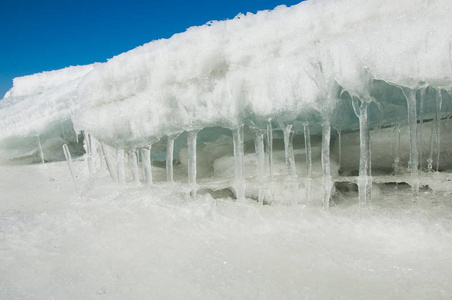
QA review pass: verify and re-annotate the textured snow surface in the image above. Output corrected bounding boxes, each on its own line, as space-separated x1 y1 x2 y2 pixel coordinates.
72 0 452 147
0 66 93 162
1 161 452 299
0 65 94 137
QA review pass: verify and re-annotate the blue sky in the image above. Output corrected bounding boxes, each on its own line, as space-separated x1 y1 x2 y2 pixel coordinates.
0 0 302 97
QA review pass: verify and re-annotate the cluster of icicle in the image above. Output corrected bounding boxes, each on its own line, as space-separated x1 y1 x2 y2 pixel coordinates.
64 80 447 210
65 120 328 206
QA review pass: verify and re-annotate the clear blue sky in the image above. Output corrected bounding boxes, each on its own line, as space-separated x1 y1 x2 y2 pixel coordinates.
0 0 302 97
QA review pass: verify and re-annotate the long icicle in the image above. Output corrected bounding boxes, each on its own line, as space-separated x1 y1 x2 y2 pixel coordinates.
166 134 179 182
37 135 45 164
284 124 298 205
435 89 443 172
232 125 245 201
117 149 125 185
321 120 332 211
129 150 139 184
90 135 103 169
83 131 94 177
101 143 118 183
360 101 372 205
352 97 372 206
89 135 102 168
141 146 152 185
187 130 199 196
62 144 78 191
337 128 342 172
304 123 312 207
253 130 266 177
401 87 419 198
267 119 273 179
427 126 435 172
393 124 401 175
253 129 266 204
418 87 426 170
60 121 67 144
282 124 296 177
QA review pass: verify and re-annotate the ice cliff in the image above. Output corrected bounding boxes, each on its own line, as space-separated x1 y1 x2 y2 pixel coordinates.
1 0 451 206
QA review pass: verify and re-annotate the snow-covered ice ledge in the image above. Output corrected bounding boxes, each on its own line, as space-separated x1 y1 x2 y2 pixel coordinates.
1 0 452 207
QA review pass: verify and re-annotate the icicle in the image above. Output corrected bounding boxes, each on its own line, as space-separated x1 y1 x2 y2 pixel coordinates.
393 125 401 174
304 124 312 178
129 150 139 184
187 130 199 196
97 139 105 168
62 144 78 191
401 87 419 198
253 130 266 178
279 124 298 205
89 135 102 169
435 89 443 172
141 147 152 185
117 149 125 184
337 128 342 171
101 143 118 183
418 87 426 170
428 126 435 172
352 97 372 206
304 124 312 207
83 131 94 177
266 119 273 178
392 125 401 190
60 121 67 144
37 135 45 164
76 131 79 144
166 133 179 182
232 125 245 201
321 120 332 211
281 124 296 177
359 102 372 205
252 129 266 204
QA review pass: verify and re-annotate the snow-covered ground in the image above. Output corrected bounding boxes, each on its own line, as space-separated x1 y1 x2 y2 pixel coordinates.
1 158 452 299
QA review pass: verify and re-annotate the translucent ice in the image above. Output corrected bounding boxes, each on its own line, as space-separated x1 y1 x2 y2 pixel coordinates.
141 147 153 185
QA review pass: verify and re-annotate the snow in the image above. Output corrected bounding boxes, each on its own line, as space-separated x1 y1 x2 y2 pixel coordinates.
72 0 452 147
0 65 94 163
3 65 94 100
1 160 452 299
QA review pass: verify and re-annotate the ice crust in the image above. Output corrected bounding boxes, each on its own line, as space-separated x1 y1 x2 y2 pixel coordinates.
0 65 94 162
72 0 452 148
0 0 451 161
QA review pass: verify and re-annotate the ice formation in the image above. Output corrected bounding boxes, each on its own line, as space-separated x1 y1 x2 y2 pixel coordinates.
1 0 452 207
0 65 95 163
